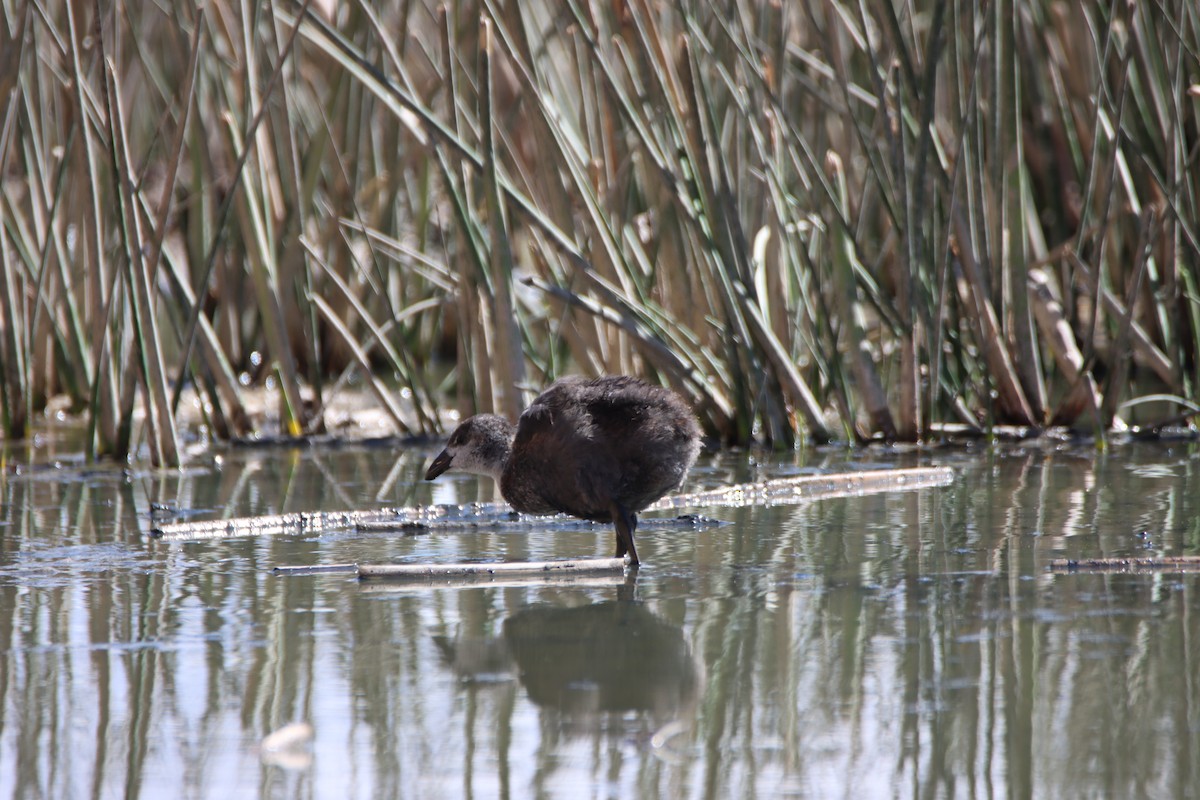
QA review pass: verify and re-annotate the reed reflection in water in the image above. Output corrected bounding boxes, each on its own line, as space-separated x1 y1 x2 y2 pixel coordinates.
0 442 1198 797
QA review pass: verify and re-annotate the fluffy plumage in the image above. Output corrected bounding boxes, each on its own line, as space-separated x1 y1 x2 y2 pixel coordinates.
425 375 701 564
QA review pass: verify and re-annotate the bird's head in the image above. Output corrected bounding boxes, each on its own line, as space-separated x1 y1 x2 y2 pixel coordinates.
424 414 515 481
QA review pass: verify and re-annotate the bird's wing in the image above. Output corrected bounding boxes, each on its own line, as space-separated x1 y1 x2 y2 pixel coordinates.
508 393 617 518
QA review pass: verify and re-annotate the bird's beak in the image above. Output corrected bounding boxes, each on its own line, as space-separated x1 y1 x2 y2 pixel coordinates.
425 449 453 480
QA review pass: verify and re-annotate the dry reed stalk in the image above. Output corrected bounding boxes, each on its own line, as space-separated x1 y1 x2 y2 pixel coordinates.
479 16 529 420
151 226 250 437
995 0 1047 423
827 151 894 440
100 29 179 465
62 2 120 456
1067 253 1176 387
951 208 1037 425
357 557 628 579
1099 209 1158 427
0 213 25 438
1027 269 1102 426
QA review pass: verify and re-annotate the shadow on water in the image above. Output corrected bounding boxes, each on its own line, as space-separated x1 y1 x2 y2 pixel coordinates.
1 437 1199 797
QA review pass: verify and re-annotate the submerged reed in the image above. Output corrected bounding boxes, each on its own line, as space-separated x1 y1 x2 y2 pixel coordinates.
0 0 1197 457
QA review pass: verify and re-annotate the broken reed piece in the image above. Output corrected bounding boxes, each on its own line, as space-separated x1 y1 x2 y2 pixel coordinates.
272 563 359 575
1051 555 1200 572
650 466 955 510
151 466 956 541
356 556 628 579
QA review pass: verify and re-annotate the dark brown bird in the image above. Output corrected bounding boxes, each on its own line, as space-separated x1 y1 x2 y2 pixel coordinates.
424 375 701 565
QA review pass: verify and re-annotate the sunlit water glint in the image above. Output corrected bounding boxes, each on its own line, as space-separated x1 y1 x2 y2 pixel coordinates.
1 437 1199 798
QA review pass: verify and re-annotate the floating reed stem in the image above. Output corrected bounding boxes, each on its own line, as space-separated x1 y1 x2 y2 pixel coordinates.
149 466 953 540
356 557 627 579
272 564 359 575
355 574 629 592
651 466 955 510
1050 556 1200 572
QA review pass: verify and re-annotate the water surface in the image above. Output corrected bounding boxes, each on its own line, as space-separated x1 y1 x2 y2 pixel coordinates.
1 435 1198 798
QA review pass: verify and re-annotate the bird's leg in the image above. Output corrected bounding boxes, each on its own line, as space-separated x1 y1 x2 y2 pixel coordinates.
611 503 640 565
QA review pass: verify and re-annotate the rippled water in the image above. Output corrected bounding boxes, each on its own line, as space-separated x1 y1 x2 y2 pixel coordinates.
1 433 1199 798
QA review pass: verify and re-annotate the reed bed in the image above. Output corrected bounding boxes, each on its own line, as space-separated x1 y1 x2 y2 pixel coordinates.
1 1 1198 461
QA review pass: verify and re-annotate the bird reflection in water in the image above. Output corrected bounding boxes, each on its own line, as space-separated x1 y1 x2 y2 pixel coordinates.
433 591 699 754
